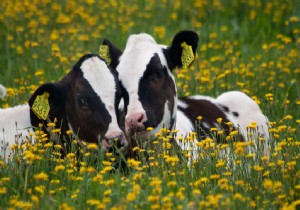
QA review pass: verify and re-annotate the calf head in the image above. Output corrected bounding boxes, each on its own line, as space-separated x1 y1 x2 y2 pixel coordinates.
102 31 199 137
28 54 127 153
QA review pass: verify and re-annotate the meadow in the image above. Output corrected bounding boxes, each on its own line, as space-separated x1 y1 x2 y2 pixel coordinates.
0 0 300 209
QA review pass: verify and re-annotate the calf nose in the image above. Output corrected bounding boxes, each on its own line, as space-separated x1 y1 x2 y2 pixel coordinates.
125 112 147 131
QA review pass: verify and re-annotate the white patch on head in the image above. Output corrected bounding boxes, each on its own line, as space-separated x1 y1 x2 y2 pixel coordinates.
117 33 176 121
216 91 270 142
80 57 120 133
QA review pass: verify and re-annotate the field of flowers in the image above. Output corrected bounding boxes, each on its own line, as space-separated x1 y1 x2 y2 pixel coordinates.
0 0 299 209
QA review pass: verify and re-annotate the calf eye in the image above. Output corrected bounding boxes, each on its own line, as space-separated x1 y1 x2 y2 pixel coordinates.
76 95 88 108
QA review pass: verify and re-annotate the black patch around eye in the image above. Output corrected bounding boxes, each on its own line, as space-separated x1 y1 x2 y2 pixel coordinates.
76 95 87 108
143 53 165 80
151 69 164 80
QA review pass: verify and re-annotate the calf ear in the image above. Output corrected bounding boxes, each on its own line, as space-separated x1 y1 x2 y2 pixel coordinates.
165 31 199 71
100 39 123 69
28 82 67 126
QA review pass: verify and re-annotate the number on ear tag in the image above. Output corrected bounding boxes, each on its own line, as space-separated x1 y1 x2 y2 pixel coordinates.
32 92 50 120
99 45 111 65
181 42 195 69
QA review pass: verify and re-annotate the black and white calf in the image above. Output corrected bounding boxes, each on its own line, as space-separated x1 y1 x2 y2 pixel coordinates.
101 31 269 158
102 31 198 136
176 91 269 159
0 54 127 159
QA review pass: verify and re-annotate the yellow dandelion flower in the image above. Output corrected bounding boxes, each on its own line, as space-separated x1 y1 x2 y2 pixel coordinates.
263 179 273 191
147 127 153 131
66 130 72 135
31 195 39 205
33 172 48 181
193 189 201 195
167 181 177 187
216 159 226 167
54 165 65 172
51 128 61 133
253 165 264 171
210 174 220 180
103 189 112 197
0 187 7 194
87 143 98 150
34 185 45 195
247 153 255 158
126 192 136 202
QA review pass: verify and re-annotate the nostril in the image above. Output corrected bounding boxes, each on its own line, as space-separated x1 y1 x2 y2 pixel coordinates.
137 114 145 123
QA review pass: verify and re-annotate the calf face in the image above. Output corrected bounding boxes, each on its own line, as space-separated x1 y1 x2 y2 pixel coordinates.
215 91 270 140
28 54 127 153
102 31 199 137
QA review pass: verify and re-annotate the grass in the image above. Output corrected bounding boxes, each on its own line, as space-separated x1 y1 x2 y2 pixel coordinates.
0 0 300 209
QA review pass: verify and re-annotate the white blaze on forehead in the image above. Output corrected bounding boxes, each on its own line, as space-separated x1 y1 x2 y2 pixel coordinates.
117 33 174 116
80 57 120 132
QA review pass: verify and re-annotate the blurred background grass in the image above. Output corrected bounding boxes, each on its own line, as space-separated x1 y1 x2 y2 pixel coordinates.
0 1 300 209
0 0 299 126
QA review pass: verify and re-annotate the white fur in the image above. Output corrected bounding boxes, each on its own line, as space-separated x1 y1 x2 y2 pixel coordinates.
216 91 269 139
0 104 33 159
174 109 199 163
177 100 188 109
0 84 6 99
81 57 122 135
174 110 195 144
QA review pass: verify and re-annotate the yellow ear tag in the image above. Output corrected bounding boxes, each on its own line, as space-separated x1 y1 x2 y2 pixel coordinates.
181 42 195 69
32 92 50 120
99 45 111 65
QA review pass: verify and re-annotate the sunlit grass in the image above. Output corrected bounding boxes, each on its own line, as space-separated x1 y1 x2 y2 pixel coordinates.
0 0 299 209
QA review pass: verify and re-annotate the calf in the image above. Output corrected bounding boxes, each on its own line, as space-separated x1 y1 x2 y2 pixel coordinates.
0 54 127 160
102 31 198 136
101 31 269 159
176 91 269 160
